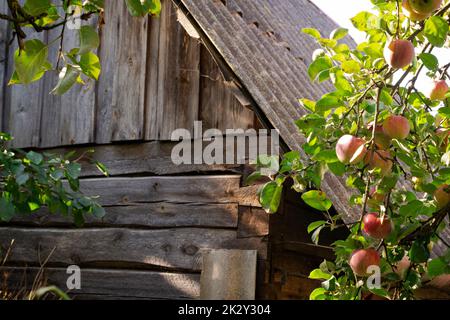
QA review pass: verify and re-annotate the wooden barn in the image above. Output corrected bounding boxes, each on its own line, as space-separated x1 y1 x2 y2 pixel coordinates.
0 0 448 300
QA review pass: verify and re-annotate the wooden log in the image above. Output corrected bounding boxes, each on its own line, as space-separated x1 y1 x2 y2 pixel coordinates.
237 206 269 238
9 203 239 228
0 227 266 270
39 21 96 148
146 0 200 140
77 175 254 206
1 266 200 300
200 249 257 299
96 1 148 143
43 141 248 177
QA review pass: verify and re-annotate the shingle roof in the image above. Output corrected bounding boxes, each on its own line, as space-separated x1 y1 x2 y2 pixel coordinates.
175 0 449 257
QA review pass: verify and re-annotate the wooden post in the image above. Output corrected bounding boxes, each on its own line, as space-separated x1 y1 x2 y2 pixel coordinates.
200 249 257 300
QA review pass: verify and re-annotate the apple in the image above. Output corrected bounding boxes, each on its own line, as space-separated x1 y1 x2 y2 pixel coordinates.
368 122 391 149
408 0 436 14
402 0 431 21
383 115 410 139
365 150 393 176
349 248 381 277
336 135 367 164
394 255 411 278
363 212 393 239
367 187 386 209
427 80 449 101
434 184 450 209
384 39 415 69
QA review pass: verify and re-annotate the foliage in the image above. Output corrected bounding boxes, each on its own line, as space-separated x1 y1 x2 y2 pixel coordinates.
252 0 450 299
0 132 107 226
2 0 161 94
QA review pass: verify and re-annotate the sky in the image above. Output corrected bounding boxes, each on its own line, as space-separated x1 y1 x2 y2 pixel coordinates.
310 0 450 93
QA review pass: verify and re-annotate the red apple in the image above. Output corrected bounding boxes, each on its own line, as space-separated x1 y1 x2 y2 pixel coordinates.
427 80 449 101
336 135 367 164
368 122 391 149
383 115 410 140
365 150 393 176
349 248 381 277
432 0 443 10
384 39 415 69
363 212 393 239
434 184 450 209
367 187 386 209
402 0 431 21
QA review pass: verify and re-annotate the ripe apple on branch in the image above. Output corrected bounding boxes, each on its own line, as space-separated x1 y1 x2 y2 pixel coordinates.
252 0 450 300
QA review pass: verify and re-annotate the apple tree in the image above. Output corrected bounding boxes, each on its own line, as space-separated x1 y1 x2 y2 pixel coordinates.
253 0 450 299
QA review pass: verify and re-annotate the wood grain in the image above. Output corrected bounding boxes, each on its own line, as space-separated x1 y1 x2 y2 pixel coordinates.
2 266 200 299
40 23 96 148
0 227 266 270
96 0 148 143
10 202 239 228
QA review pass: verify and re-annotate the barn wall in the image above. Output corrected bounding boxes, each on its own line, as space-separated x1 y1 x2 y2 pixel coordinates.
0 0 256 148
0 1 268 300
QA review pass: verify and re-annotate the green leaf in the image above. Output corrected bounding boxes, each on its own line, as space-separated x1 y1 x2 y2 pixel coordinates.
259 181 283 214
301 190 332 211
67 163 82 180
95 161 109 176
26 151 44 165
299 98 316 112
245 171 263 185
308 56 332 82
16 173 30 186
309 287 327 300
308 220 327 234
302 28 322 39
23 0 52 16
126 0 161 16
9 61 52 85
309 268 332 280
315 92 343 113
51 65 81 95
330 28 348 40
351 11 377 31
0 197 15 222
424 16 449 48
79 26 100 55
409 239 430 263
428 257 450 278
418 53 439 71
341 60 360 74
79 52 101 80
14 39 49 85
92 205 106 218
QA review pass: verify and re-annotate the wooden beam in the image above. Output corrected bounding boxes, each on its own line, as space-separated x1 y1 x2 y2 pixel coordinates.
0 227 266 270
2 266 200 299
9 203 239 229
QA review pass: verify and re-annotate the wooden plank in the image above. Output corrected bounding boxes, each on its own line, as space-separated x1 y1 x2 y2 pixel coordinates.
4 33 45 148
9 202 239 228
78 175 244 206
44 141 247 177
199 45 254 132
39 23 96 148
0 227 266 270
2 267 200 300
146 0 200 140
237 206 269 238
0 0 8 130
96 1 147 143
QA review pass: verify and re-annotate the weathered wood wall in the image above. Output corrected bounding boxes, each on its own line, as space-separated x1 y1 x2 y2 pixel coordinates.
0 0 256 148
0 144 269 299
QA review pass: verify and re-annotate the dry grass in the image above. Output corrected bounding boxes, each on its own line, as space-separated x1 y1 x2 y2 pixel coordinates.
0 240 70 300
